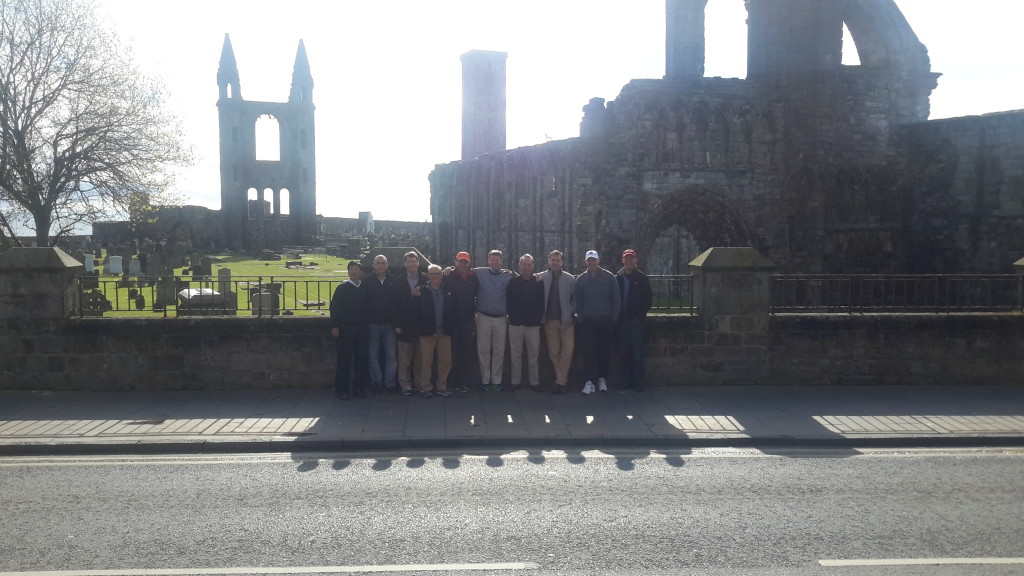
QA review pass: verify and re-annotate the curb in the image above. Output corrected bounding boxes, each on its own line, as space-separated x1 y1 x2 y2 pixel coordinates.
2 434 1023 457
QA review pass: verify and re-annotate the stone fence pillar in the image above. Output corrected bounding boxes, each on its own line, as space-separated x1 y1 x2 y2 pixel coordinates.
688 247 776 384
0 247 84 322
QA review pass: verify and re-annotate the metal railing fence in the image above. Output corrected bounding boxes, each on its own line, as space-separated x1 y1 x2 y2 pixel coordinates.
75 275 345 318
73 273 699 317
771 274 1023 313
647 274 695 314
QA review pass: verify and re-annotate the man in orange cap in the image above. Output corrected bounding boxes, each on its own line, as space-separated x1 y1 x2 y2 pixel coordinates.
444 250 480 393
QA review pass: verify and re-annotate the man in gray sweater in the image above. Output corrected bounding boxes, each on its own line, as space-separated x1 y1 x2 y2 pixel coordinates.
446 250 515 391
574 250 621 394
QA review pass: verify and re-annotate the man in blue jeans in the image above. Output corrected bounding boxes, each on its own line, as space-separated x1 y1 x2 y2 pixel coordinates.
616 249 653 392
365 254 400 394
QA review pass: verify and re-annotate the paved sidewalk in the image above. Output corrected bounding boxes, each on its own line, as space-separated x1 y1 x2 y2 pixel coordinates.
1 385 1023 455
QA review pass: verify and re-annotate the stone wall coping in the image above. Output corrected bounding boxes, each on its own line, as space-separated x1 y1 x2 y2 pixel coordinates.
689 247 777 271
771 312 1024 331
0 247 83 271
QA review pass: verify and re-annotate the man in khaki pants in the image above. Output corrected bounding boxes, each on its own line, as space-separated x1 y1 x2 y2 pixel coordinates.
413 265 454 398
506 254 545 391
539 250 576 394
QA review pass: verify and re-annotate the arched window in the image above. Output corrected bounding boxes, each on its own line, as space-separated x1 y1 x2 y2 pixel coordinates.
247 188 260 219
279 188 291 217
264 188 275 216
842 22 861 65
255 115 280 161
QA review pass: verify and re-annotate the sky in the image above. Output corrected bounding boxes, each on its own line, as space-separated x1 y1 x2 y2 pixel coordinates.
97 0 1023 224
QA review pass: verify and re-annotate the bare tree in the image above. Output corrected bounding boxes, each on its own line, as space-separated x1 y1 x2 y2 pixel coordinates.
0 0 192 247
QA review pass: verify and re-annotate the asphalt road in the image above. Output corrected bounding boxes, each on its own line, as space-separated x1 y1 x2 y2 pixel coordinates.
1 447 1023 576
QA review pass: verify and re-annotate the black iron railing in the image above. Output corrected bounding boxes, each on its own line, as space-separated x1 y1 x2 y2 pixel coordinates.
75 275 346 318
771 274 1023 313
648 274 695 314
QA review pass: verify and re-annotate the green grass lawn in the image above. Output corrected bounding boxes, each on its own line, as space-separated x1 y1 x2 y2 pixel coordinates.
87 252 354 317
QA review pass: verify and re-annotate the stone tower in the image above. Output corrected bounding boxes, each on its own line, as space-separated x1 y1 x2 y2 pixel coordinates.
460 50 507 161
217 34 317 251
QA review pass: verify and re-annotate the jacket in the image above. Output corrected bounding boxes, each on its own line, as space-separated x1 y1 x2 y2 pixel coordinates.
365 272 400 325
616 267 653 321
415 283 455 336
506 273 545 327
575 266 621 322
396 270 428 342
444 268 479 325
539 269 576 326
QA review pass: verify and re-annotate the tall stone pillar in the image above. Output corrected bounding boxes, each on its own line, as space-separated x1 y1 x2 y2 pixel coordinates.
745 0 843 81
689 247 776 384
665 0 707 81
461 50 507 161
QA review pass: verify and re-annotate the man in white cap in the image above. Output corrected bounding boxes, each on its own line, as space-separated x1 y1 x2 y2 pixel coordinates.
574 249 620 394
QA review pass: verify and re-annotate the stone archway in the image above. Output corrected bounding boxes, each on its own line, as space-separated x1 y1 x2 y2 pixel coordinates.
634 187 757 272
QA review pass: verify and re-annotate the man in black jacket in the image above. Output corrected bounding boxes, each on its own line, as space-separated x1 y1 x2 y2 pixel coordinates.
413 264 456 398
330 260 369 400
616 249 653 392
506 253 545 391
395 251 428 396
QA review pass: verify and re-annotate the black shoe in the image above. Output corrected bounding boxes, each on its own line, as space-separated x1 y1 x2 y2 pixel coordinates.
529 384 543 393
352 389 367 398
336 392 350 401
553 384 566 395
507 384 522 392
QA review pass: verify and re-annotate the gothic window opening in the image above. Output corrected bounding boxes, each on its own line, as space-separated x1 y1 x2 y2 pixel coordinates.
255 114 281 161
279 188 291 217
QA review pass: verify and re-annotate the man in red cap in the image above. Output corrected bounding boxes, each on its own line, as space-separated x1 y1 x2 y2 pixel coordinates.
616 248 653 392
444 250 480 393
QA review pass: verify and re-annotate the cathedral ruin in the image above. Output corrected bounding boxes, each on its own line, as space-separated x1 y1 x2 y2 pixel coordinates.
430 0 1024 274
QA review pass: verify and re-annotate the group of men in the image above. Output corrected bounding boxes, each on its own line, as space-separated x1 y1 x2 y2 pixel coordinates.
329 248 652 400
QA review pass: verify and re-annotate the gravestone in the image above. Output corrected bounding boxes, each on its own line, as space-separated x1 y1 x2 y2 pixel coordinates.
84 254 95 273
128 256 141 276
218 268 232 294
251 292 278 315
106 255 123 275
154 278 177 309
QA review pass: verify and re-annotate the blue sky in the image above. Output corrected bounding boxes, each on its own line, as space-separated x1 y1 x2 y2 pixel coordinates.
99 0 1023 223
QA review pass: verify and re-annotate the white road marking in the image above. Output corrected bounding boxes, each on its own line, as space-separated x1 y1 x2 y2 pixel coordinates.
820 557 1024 566
0 562 540 576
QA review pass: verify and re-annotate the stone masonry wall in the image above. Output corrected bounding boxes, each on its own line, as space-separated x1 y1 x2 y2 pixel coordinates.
2 313 1021 391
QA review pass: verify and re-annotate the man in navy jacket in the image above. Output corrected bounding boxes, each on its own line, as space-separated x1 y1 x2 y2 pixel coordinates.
616 249 653 392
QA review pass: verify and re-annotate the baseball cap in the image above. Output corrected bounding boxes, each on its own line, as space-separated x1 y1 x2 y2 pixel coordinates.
622 249 637 258
584 250 599 260
455 251 470 262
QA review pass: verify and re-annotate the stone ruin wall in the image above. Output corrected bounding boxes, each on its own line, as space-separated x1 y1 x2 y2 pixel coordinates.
431 64 949 274
431 0 1023 274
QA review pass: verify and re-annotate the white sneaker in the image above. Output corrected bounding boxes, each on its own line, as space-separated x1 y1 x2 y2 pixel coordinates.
598 378 608 392
582 381 595 395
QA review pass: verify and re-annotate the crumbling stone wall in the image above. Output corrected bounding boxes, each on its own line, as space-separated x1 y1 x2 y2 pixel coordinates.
430 0 1021 274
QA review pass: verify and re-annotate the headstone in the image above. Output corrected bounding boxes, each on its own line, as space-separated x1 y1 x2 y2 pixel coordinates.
154 278 176 308
84 253 95 272
198 256 213 277
134 294 146 310
128 256 141 276
106 255 123 275
251 292 278 315
218 267 232 294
